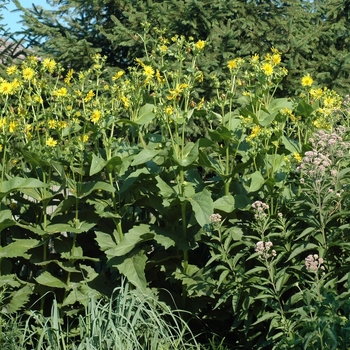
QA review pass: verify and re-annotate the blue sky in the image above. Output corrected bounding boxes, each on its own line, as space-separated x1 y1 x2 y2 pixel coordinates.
1 0 53 34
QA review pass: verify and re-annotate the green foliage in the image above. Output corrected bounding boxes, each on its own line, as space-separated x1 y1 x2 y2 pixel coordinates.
0 33 350 348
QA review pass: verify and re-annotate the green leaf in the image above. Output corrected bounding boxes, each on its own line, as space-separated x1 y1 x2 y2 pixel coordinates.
4 285 33 313
135 103 155 125
0 239 39 259
73 181 115 198
248 171 265 192
106 155 123 174
287 243 318 261
0 209 16 232
131 149 160 166
296 100 314 117
106 224 154 257
35 271 68 289
175 141 199 167
252 312 279 325
213 195 235 213
115 251 148 291
282 135 300 154
95 231 117 252
0 177 47 198
89 153 107 176
21 150 50 168
189 188 213 227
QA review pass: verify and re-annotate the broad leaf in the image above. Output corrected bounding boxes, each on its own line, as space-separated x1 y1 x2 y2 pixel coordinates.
189 188 213 227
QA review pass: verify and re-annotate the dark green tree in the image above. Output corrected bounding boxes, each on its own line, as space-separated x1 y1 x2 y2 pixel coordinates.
12 0 350 94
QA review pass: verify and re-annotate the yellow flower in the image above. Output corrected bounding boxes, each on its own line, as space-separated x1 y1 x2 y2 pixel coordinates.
227 60 237 70
0 144 2 152
22 67 35 81
112 71 124 81
80 134 89 143
84 90 95 102
0 81 15 95
164 106 173 115
58 121 67 129
272 54 281 65
293 152 302 163
246 125 261 142
195 40 205 50
160 45 167 53
250 54 259 64
0 118 7 128
34 95 43 104
143 65 154 81
262 63 273 76
42 58 57 73
9 121 17 133
48 119 57 129
301 74 313 87
46 137 57 147
227 58 244 70
90 109 101 124
64 69 74 85
6 65 17 75
53 87 67 97
323 96 336 107
310 88 323 100
121 95 130 108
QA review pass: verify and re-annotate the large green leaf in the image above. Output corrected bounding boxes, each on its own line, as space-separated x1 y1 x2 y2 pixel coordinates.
35 271 68 289
3 285 33 313
71 181 115 198
0 177 47 198
106 224 154 257
131 149 160 166
189 188 213 227
213 195 235 213
175 141 199 167
95 230 117 252
135 103 155 125
248 171 265 192
0 239 39 259
89 153 107 176
115 251 148 291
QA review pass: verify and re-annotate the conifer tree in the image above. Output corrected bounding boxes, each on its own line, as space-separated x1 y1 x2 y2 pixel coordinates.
12 0 350 95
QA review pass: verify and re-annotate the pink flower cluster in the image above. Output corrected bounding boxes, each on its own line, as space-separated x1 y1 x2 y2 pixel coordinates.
305 254 325 272
210 213 222 223
252 201 269 219
255 241 276 259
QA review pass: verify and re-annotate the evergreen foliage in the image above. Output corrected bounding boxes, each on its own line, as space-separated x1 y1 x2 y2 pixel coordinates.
12 0 350 95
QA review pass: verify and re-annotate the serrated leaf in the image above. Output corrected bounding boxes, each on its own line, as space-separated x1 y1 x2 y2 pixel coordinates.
0 239 39 259
35 271 67 289
4 285 33 313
